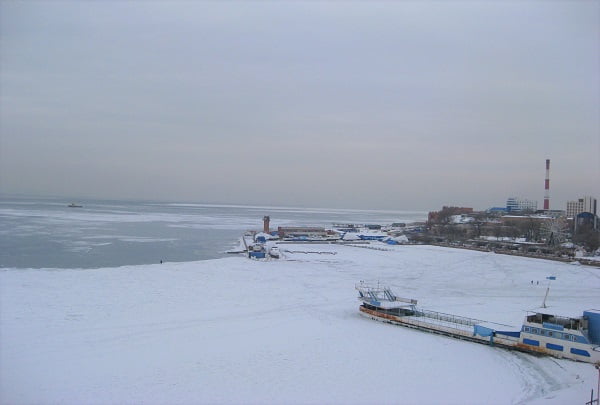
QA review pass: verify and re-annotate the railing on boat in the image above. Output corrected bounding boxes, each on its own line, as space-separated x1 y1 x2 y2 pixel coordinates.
415 309 483 327
355 282 418 305
356 282 514 335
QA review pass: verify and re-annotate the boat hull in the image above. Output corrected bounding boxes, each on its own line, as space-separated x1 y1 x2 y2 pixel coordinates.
358 307 518 349
359 306 600 363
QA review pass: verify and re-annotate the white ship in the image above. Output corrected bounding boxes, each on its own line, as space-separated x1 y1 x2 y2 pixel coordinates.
356 282 600 364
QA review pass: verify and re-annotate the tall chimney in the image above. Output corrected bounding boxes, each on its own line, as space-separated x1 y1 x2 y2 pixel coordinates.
263 216 270 234
543 159 550 211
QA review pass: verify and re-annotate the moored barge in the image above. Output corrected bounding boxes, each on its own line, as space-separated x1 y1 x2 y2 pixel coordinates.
356 281 600 364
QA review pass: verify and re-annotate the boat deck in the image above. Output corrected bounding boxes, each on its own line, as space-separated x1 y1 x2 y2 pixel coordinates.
359 306 521 349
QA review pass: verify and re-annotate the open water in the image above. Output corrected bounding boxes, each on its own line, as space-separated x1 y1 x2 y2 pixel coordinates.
0 197 427 269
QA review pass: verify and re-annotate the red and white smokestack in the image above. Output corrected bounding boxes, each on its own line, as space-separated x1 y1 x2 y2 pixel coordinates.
543 159 550 211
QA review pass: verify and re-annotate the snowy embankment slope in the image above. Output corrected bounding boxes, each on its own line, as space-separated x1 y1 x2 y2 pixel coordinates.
1 245 599 404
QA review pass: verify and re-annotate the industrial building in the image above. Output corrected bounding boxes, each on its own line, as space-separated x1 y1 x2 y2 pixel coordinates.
277 227 329 239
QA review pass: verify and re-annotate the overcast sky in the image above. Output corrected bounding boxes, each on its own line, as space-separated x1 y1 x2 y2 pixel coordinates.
1 1 598 211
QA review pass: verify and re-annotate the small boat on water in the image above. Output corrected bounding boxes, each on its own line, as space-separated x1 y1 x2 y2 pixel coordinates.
68 203 83 208
356 282 600 364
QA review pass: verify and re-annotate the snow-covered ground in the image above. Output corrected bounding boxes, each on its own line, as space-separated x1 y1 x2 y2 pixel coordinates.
1 245 599 404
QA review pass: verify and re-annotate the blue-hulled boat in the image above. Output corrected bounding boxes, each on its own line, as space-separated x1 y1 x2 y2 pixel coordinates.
356 282 600 364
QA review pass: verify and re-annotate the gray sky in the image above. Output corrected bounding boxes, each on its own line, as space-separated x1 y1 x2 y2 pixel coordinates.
1 1 598 211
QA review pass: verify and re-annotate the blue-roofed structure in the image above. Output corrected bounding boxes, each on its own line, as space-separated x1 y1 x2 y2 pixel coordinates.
583 310 600 345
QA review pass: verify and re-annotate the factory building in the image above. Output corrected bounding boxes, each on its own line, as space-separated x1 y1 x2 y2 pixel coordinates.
277 227 328 239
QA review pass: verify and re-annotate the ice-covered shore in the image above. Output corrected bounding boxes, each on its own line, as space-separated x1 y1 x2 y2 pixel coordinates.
1 244 599 404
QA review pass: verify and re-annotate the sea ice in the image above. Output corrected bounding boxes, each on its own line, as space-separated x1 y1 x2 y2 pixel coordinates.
1 244 598 404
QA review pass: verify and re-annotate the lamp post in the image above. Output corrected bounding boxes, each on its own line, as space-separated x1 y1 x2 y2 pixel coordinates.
596 363 600 405
541 276 556 308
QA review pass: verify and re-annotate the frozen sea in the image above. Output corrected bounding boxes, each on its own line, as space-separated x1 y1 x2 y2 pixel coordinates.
1 243 599 404
2 197 599 404
0 197 426 269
